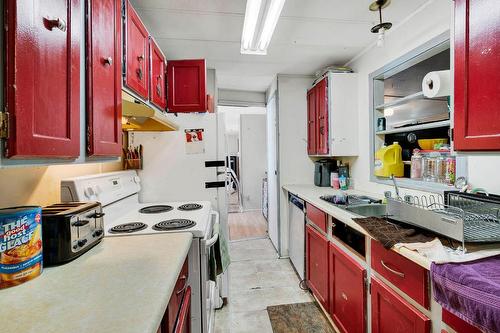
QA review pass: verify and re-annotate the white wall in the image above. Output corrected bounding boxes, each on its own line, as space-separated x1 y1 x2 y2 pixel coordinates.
239 114 267 210
274 75 315 256
346 0 500 196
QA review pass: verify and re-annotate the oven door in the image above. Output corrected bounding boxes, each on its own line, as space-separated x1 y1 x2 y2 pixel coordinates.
200 211 219 333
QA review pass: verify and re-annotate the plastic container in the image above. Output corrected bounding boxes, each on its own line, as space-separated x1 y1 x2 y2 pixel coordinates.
339 175 348 190
331 172 340 189
0 206 43 289
374 142 404 177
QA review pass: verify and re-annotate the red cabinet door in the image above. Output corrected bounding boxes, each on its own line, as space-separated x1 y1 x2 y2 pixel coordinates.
167 60 207 112
5 0 80 158
86 0 122 157
307 87 317 155
316 78 329 155
125 0 149 99
371 277 431 333
454 0 500 150
165 260 189 332
174 286 192 333
150 38 167 110
329 242 366 333
306 224 329 309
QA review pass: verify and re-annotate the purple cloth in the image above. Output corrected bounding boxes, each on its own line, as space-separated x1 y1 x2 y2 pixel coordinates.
431 255 500 333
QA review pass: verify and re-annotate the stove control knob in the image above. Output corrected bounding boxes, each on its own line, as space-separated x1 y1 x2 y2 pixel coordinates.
84 187 95 198
73 244 78 250
78 239 88 247
93 230 103 237
133 176 141 184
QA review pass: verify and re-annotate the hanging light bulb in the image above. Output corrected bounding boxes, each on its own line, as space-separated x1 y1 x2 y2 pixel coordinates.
369 0 392 47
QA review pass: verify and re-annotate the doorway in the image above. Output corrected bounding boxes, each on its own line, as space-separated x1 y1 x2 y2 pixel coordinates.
219 106 268 241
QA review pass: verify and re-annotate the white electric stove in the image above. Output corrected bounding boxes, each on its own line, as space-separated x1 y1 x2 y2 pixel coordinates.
60 170 220 333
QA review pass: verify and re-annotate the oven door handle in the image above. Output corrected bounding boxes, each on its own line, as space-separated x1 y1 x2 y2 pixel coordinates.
205 211 220 249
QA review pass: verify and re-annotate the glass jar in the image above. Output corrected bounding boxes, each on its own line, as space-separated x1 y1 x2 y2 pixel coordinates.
435 156 447 183
410 150 423 179
422 156 437 182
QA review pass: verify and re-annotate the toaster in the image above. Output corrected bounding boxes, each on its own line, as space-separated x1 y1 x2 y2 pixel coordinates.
42 202 104 266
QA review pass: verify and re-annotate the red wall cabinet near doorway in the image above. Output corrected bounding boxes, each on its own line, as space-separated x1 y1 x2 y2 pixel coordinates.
4 0 81 158
371 277 430 333
167 60 207 113
86 0 122 157
150 38 167 110
328 242 366 333
125 0 149 100
307 78 329 155
454 0 500 150
307 87 317 155
306 224 329 310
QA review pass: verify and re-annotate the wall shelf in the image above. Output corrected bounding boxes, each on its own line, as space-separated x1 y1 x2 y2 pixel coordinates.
375 91 447 111
376 120 450 135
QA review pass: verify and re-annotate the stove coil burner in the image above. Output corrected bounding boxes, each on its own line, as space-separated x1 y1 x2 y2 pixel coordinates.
109 222 147 234
177 203 203 211
139 205 174 214
152 219 197 231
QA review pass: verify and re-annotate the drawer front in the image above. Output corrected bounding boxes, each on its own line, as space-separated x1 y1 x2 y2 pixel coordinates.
442 309 482 333
371 240 429 308
306 203 327 233
371 277 430 333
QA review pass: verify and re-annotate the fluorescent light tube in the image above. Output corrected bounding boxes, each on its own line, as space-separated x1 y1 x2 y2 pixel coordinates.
241 0 262 51
257 0 286 51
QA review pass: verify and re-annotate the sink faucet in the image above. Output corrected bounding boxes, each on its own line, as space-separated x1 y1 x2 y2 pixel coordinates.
390 175 401 200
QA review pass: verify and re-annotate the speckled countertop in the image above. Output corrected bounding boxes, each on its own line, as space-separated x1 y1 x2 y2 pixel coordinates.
283 184 432 269
0 233 193 333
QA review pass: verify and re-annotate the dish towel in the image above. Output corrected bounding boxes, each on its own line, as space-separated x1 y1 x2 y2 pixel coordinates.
209 222 231 282
431 256 500 333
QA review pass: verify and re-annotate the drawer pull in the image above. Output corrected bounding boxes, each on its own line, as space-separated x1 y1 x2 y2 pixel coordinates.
381 260 405 278
176 275 188 295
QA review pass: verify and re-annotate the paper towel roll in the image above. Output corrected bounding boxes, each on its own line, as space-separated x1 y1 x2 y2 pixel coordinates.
422 70 450 98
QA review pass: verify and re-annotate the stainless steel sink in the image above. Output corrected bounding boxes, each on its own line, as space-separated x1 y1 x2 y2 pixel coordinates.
345 204 387 217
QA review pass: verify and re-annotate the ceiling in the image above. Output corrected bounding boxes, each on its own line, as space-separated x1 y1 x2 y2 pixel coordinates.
132 0 430 92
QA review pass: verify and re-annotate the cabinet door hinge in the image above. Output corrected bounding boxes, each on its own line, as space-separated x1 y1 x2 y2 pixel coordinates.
0 111 10 139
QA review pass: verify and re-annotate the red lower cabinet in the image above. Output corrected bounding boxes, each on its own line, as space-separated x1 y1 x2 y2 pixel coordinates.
329 242 366 333
161 259 189 333
371 277 430 333
442 308 482 333
306 224 329 309
175 286 192 333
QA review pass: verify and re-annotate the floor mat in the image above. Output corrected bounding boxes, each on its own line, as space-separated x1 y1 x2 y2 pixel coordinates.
267 302 335 333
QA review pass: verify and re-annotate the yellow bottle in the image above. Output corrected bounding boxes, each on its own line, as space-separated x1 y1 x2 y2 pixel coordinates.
374 142 404 177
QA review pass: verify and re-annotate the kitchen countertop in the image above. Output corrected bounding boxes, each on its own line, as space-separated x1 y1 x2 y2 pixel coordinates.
283 184 432 269
0 233 193 333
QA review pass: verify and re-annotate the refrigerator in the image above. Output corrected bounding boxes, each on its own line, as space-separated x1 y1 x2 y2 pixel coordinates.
131 112 229 298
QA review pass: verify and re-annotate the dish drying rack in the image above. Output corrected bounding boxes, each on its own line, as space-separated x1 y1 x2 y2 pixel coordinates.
386 191 500 250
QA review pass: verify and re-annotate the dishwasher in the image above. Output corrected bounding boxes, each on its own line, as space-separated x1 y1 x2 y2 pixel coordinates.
288 193 305 280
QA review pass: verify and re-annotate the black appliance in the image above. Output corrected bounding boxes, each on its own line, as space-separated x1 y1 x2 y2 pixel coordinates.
42 202 104 265
314 160 337 187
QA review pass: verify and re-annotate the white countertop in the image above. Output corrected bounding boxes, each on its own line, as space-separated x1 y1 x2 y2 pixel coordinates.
283 184 432 269
0 233 193 333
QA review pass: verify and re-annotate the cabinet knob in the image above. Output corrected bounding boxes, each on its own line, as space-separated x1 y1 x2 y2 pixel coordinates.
136 68 143 81
137 54 144 61
156 75 162 97
103 57 113 66
43 17 67 32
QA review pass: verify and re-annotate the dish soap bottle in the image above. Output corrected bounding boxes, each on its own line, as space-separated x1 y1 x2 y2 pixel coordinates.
374 142 404 177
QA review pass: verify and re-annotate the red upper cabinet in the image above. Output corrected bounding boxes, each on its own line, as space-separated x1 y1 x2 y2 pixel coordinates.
316 78 329 155
329 242 366 333
150 38 167 110
454 0 500 150
371 277 430 333
307 88 317 155
125 0 149 100
167 59 207 113
86 0 122 157
4 0 81 158
306 224 329 310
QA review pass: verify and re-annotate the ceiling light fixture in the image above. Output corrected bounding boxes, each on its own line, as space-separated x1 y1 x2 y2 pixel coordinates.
369 0 392 47
241 0 262 51
240 0 286 55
